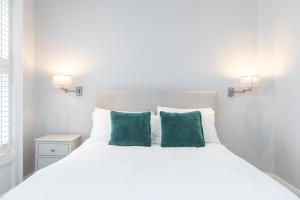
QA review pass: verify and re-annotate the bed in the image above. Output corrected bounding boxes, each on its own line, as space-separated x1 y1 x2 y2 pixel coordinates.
2 91 299 200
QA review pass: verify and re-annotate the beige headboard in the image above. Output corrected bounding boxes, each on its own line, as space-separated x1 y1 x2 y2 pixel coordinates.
96 90 217 114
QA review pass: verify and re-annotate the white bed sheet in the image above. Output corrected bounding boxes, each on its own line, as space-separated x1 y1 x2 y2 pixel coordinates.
2 140 298 200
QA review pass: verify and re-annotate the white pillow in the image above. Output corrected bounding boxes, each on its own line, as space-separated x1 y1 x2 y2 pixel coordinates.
156 106 220 144
89 108 111 141
90 108 159 143
151 114 161 144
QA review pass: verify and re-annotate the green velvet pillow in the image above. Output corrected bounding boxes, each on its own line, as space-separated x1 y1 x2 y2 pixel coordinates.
109 111 151 147
160 111 205 147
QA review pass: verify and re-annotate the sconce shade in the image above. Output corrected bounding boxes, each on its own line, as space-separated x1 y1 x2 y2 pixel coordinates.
240 76 261 88
251 76 261 88
52 75 72 88
240 76 252 88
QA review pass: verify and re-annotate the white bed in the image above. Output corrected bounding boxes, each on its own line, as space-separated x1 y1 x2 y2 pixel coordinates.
2 139 298 200
1 90 299 199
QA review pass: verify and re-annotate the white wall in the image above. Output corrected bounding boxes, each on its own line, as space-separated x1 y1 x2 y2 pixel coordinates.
23 0 36 177
26 0 275 177
0 163 13 195
271 0 300 189
256 0 276 175
257 0 300 189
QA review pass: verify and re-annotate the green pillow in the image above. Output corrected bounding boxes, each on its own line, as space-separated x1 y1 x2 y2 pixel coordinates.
160 111 205 147
109 111 151 147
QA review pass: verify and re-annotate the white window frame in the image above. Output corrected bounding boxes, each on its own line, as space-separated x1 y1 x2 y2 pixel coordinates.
0 0 23 187
11 0 24 184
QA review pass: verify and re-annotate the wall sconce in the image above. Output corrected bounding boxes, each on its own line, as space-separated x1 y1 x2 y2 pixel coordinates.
52 75 83 96
228 76 261 97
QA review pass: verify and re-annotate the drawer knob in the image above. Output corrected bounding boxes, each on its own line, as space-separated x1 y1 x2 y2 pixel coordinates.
50 149 56 152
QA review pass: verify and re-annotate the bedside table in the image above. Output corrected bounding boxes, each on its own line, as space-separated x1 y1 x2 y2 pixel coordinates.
35 134 81 171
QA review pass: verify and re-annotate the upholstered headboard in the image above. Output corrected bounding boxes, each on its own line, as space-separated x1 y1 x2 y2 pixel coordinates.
96 90 217 114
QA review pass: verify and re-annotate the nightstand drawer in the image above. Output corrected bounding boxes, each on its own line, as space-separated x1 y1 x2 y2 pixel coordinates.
37 157 62 170
35 135 81 171
37 143 69 156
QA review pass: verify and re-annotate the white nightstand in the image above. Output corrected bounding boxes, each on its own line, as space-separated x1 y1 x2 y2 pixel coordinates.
35 134 81 171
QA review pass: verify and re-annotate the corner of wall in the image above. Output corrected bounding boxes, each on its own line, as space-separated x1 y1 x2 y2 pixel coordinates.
22 0 37 177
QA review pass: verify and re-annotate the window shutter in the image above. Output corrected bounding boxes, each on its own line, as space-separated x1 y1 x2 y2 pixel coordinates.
0 0 8 60
0 0 10 155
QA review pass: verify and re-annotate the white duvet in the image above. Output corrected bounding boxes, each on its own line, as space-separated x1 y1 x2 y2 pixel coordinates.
2 140 298 200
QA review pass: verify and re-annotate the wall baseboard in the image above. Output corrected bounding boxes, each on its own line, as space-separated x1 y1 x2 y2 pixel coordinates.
267 173 300 197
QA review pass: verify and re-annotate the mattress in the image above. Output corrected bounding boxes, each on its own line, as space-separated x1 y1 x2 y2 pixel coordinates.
2 139 298 200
